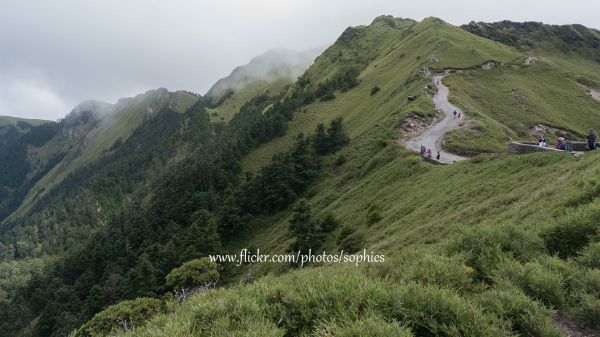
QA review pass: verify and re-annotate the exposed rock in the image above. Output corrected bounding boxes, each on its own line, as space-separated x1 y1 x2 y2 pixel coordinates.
589 89 600 102
399 111 442 138
529 123 579 140
524 56 536 65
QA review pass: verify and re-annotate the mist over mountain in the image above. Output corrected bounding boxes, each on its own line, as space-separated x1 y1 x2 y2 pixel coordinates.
206 48 324 99
1 12 600 337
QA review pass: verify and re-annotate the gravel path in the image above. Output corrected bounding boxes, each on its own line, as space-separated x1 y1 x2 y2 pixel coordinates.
403 75 468 164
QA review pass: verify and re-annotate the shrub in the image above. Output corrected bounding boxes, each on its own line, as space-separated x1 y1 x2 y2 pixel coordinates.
403 254 474 292
334 153 347 166
319 212 340 233
447 225 544 281
336 226 355 245
193 295 279 336
475 289 562 337
390 283 509 337
165 258 219 291
370 85 381 96
74 298 165 337
339 232 365 253
541 209 600 258
576 242 600 269
571 292 600 329
316 315 413 337
493 260 566 308
366 205 382 225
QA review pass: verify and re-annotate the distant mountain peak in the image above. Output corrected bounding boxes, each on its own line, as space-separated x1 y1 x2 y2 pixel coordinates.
206 48 324 99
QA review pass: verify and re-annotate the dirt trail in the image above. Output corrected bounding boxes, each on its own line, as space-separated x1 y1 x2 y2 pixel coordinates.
403 74 468 164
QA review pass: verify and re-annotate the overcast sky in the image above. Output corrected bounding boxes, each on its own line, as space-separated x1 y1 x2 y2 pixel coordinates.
1 0 598 120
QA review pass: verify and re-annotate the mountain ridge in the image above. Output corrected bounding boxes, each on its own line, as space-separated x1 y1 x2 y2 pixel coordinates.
1 15 600 337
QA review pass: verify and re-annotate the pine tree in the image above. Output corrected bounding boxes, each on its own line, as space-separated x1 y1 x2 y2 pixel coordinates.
288 199 323 255
327 117 349 153
183 210 222 260
313 123 329 155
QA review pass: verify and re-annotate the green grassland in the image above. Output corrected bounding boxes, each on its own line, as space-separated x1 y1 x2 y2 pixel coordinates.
5 15 600 337
443 54 600 153
0 116 49 127
102 17 600 337
242 16 521 173
207 77 292 123
111 149 600 337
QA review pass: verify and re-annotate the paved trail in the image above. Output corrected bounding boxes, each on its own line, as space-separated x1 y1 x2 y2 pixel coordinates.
403 74 468 164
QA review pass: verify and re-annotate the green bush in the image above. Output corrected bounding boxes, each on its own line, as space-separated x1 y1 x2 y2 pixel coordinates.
316 315 413 337
390 283 509 337
576 242 600 269
336 226 355 245
74 298 165 337
403 254 474 293
319 212 340 233
475 288 562 337
493 260 566 308
370 85 381 96
193 295 279 336
339 232 365 253
541 209 600 258
165 258 219 291
571 292 600 329
447 225 544 281
366 205 382 225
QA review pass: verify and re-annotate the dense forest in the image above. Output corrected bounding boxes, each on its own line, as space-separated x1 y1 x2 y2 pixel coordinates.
0 65 355 336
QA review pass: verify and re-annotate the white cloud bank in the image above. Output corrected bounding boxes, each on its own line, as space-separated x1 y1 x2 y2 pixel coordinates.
0 0 598 119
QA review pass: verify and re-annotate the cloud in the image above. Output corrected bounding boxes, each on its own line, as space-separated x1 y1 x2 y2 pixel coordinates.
0 77 68 120
1 0 598 119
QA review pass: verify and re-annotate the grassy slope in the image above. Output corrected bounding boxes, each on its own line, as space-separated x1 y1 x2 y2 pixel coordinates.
207 77 292 123
88 18 600 336
113 150 600 337
444 54 600 153
0 116 50 127
9 90 198 220
443 22 600 153
241 17 520 173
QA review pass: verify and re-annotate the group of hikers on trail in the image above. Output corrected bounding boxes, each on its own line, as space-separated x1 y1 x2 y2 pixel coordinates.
453 110 462 119
537 129 597 152
420 144 441 160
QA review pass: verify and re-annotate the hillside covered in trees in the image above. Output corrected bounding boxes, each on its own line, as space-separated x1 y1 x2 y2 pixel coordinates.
1 15 600 337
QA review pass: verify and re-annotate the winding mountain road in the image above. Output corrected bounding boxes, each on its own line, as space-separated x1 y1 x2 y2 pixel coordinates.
403 74 468 164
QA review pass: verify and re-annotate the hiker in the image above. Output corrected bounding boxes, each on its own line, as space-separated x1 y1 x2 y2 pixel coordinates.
538 134 547 147
436 151 440 160
426 148 432 158
420 144 426 155
586 129 597 150
453 110 457 118
457 112 462 119
555 137 566 150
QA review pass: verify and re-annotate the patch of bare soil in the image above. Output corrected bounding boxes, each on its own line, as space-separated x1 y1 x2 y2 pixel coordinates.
399 110 443 138
529 124 578 140
524 56 536 65
590 89 600 102
553 313 599 337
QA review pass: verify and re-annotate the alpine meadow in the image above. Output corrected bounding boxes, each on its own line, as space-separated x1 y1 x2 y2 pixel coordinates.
2 9 600 337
